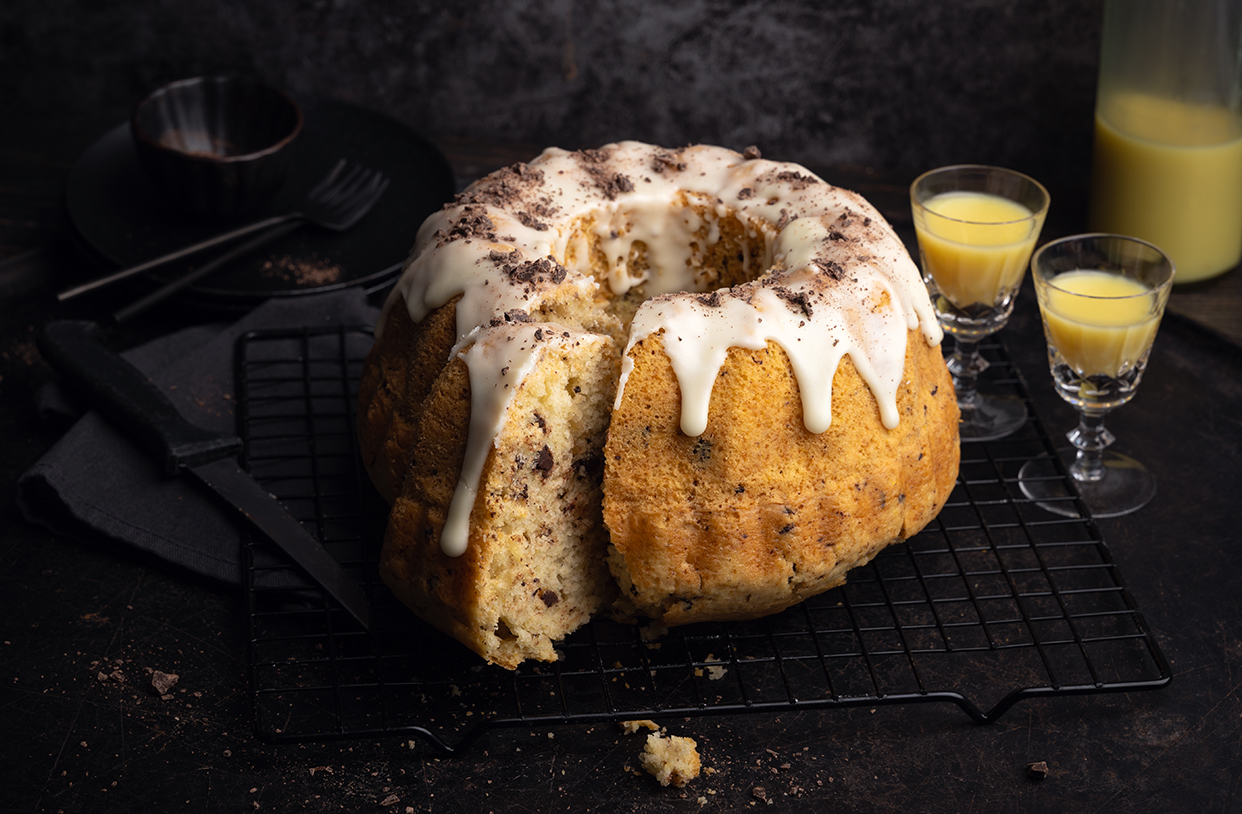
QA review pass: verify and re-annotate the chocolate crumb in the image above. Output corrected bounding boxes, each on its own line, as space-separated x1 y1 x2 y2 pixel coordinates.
444 207 497 243
774 170 819 190
539 589 560 607
742 145 762 160
452 162 547 209
815 259 847 281
696 291 724 307
259 254 343 286
1027 761 1049 781
773 286 813 319
651 151 688 174
500 255 569 286
580 156 635 199
534 444 554 476
736 187 755 200
516 210 549 231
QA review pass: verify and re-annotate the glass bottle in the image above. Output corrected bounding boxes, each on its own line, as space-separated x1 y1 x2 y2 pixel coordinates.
1089 0 1242 284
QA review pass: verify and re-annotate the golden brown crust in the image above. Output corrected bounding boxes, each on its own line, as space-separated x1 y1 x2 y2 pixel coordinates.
603 329 959 626
357 294 460 504
377 355 504 662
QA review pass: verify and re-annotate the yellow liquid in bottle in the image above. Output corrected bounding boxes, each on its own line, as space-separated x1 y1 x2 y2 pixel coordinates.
1039 270 1160 377
914 191 1038 308
1090 92 1242 283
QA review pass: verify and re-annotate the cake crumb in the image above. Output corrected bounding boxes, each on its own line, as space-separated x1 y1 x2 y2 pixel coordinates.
150 670 179 695
639 732 701 787
620 719 661 735
640 622 669 641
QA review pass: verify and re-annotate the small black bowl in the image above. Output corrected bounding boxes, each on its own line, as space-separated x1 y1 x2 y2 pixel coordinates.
131 76 303 220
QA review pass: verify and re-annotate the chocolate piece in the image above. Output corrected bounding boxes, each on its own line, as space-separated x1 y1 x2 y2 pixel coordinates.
534 444 554 475
453 162 547 209
516 211 549 230
776 209 799 230
775 170 819 190
815 259 847 281
652 151 688 173
444 207 497 243
773 286 814 319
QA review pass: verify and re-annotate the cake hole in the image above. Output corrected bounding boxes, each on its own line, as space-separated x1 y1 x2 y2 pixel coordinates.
565 197 773 330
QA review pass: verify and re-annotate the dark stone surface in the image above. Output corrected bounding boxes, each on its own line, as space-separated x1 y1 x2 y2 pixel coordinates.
1 0 1101 225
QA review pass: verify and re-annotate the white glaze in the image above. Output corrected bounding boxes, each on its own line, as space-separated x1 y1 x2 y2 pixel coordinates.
375 141 943 556
440 323 554 557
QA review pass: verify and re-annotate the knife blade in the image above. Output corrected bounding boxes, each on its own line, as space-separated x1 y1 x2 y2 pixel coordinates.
37 319 372 631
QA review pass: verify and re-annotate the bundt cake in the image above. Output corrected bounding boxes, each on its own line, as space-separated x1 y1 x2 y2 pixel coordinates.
357 141 960 669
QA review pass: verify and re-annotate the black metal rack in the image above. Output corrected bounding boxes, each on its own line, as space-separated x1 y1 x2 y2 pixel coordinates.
235 326 1171 754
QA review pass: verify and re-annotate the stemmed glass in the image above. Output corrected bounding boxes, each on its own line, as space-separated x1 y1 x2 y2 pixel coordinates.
1018 234 1175 518
911 165 1050 441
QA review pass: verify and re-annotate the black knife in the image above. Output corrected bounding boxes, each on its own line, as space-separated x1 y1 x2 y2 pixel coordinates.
37 320 372 631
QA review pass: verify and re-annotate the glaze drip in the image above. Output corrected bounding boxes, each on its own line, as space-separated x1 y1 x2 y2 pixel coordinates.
441 323 553 557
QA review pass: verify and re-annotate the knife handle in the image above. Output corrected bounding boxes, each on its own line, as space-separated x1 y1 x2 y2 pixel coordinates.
37 320 242 476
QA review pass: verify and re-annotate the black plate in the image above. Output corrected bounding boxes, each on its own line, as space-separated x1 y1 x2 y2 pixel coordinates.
64 99 455 306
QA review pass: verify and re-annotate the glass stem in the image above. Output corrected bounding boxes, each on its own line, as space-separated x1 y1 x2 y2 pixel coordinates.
1066 410 1116 483
946 336 989 411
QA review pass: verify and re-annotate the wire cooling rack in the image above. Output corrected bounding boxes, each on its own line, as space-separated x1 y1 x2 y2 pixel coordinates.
235 326 1171 753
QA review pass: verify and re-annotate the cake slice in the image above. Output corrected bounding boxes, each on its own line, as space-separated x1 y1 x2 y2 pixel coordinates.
379 323 619 668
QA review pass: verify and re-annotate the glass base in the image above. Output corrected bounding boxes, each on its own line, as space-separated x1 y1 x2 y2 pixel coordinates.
1018 447 1156 519
958 393 1027 443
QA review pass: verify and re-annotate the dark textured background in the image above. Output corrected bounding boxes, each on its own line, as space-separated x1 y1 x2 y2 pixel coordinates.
1 0 1102 224
12 5 1242 814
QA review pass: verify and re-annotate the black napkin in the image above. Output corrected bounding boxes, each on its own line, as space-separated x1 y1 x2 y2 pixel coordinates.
16 289 380 585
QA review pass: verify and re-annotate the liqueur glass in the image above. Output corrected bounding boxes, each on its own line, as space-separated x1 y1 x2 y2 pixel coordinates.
911 165 1050 441
1018 234 1174 518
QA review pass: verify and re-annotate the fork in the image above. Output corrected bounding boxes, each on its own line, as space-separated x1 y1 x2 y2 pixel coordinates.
58 159 391 303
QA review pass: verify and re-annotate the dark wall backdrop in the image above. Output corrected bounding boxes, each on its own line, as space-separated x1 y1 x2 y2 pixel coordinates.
1 0 1102 221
